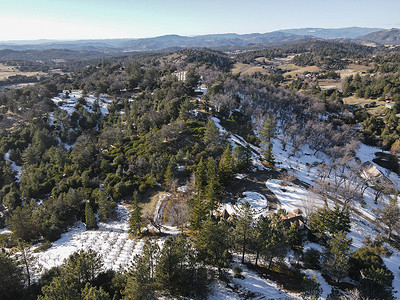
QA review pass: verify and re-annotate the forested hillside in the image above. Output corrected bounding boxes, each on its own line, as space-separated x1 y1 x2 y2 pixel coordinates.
1 43 400 299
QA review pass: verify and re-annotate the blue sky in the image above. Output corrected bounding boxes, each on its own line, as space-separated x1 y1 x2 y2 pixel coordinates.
0 0 399 41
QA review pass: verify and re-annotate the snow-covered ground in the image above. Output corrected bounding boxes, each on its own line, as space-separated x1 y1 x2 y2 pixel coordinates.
220 191 269 218
0 227 11 234
267 136 400 298
210 114 400 298
36 205 139 273
266 179 325 217
210 256 300 299
51 90 111 116
4 149 22 181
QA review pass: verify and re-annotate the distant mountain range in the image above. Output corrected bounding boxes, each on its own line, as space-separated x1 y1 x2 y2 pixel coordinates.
0 27 399 53
355 28 400 45
277 27 383 39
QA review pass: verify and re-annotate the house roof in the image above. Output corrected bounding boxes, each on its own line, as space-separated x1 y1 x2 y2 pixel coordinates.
361 161 383 180
220 209 230 220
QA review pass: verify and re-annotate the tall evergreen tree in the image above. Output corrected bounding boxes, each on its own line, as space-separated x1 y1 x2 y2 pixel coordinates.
309 205 350 241
85 201 98 230
156 235 189 296
164 163 174 188
234 201 254 264
38 277 79 300
260 115 277 165
219 144 234 186
0 249 24 300
264 140 275 165
252 215 270 267
322 231 352 283
205 158 221 212
124 240 160 300
263 212 289 269
232 145 251 172
259 115 277 143
300 275 322 300
194 217 231 275
81 283 111 300
203 121 221 153
129 194 144 235
189 192 208 231
195 158 207 194
63 249 103 289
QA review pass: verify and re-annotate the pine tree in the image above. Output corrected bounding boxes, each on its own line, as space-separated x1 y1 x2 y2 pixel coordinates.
259 115 277 143
287 221 303 249
195 158 206 194
309 205 350 241
260 115 277 165
85 202 98 230
264 140 275 165
124 240 160 300
0 248 24 299
96 190 116 222
300 275 322 300
81 283 111 300
219 144 234 186
205 158 221 212
203 121 221 153
156 235 189 296
189 192 207 231
129 194 143 235
164 163 173 187
194 218 231 275
252 215 270 267
264 213 289 269
233 145 251 172
234 201 254 264
322 231 352 283
38 277 79 300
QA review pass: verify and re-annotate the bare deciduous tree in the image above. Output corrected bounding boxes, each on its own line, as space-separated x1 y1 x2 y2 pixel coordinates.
375 202 400 240
164 200 190 232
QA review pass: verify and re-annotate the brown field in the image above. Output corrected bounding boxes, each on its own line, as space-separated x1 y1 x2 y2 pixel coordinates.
0 63 48 80
318 79 342 89
284 64 321 76
343 96 387 116
232 62 270 75
338 64 374 78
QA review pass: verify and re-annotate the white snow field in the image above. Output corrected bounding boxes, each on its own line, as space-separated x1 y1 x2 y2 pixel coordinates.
209 255 300 300
221 191 269 218
36 205 141 273
51 90 111 116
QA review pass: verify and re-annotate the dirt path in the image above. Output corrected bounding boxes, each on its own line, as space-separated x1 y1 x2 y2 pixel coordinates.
223 170 281 211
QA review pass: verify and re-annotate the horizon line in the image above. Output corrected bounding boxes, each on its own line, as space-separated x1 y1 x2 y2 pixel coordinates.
0 26 396 44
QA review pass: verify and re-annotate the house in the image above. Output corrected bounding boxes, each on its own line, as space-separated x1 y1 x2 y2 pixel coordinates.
281 211 305 228
220 209 230 220
386 103 395 109
219 209 236 223
360 161 383 181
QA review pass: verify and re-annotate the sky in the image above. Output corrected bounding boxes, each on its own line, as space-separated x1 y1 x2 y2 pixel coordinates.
0 0 400 41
